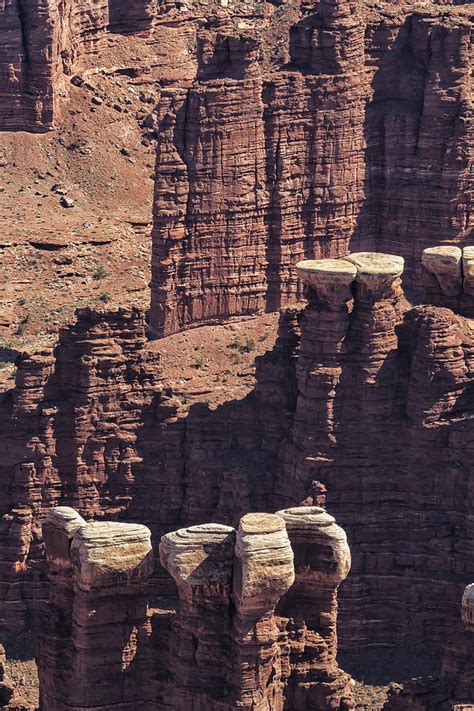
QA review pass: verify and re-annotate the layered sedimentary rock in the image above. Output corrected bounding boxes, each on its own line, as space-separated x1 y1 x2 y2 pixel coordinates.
422 245 474 318
38 509 154 710
276 506 354 710
159 522 236 709
384 583 474 710
1 248 473 657
150 1 473 335
231 513 295 710
0 307 163 631
0 0 108 130
271 252 473 648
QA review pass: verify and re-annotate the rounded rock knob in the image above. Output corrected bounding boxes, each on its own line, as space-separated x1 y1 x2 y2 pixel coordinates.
275 506 351 586
422 246 462 296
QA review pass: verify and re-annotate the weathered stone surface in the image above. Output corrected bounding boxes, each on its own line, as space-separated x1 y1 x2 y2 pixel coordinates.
384 583 474 710
159 523 236 709
422 246 474 317
0 644 15 707
38 513 154 710
150 2 473 335
275 506 354 710
231 513 294 710
0 0 109 131
0 307 163 631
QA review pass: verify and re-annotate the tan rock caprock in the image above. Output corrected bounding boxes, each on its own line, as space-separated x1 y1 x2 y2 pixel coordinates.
461 583 474 630
159 523 236 709
421 246 463 296
159 522 236 599
276 506 351 587
234 512 294 607
275 506 353 710
70 521 154 590
42 507 86 574
296 259 357 308
462 246 474 296
347 252 405 294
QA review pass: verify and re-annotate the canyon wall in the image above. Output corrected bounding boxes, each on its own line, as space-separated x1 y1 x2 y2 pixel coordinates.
1 248 472 656
150 0 473 336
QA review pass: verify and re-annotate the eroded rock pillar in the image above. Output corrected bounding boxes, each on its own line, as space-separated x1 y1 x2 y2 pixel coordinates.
231 513 295 710
275 506 354 710
159 523 236 710
37 507 86 709
39 514 154 710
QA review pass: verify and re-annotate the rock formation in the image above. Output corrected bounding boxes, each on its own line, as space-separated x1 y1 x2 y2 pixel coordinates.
0 307 163 631
37 505 351 709
0 0 109 131
150 1 473 335
1 247 473 658
275 506 353 710
383 583 474 710
38 508 154 710
422 245 474 318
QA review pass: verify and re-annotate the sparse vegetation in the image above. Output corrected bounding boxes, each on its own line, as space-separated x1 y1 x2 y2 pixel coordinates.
193 356 206 369
99 292 112 303
93 265 108 280
229 335 255 353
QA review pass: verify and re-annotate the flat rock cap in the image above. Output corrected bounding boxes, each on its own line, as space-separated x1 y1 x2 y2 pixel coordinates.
276 506 336 529
44 506 86 535
347 252 404 278
296 258 357 287
71 521 153 589
422 246 462 273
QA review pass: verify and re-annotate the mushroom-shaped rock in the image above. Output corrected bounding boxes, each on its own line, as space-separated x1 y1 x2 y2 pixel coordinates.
421 246 462 296
43 507 86 572
276 506 350 586
233 513 294 611
461 583 474 630
462 246 474 296
347 252 404 293
159 523 235 600
296 258 357 307
70 521 153 590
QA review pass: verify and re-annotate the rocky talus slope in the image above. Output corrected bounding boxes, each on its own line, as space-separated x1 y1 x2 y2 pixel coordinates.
150 0 473 335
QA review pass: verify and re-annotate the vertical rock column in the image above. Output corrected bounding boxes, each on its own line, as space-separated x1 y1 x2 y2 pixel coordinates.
37 507 86 709
276 258 357 504
275 506 353 711
159 523 236 710
40 517 154 710
231 513 295 710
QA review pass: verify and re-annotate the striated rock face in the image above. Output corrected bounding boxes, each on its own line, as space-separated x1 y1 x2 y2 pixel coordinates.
38 510 154 710
0 0 108 131
271 251 473 649
150 0 473 335
383 583 474 710
0 307 164 631
37 506 350 709
275 506 353 710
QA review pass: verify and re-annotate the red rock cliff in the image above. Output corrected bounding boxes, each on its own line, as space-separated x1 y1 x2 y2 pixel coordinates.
150 0 473 335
